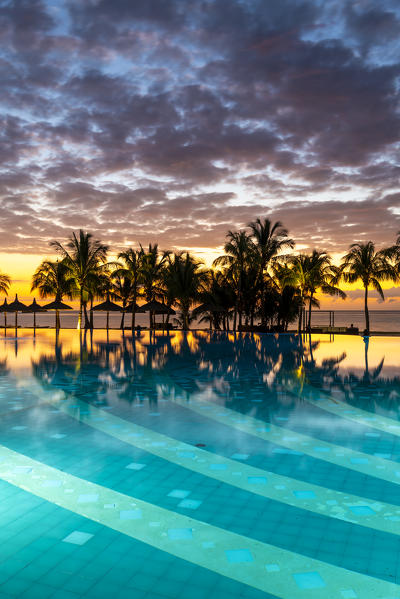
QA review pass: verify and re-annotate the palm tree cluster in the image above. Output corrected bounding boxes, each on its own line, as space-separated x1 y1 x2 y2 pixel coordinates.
3 222 400 334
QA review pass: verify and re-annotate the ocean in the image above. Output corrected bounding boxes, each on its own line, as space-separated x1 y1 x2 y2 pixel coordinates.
1 309 400 332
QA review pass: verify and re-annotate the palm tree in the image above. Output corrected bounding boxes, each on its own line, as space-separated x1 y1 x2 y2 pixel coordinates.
31 260 74 328
164 252 207 330
340 242 397 335
248 218 294 326
194 270 235 331
285 255 311 333
110 271 134 330
116 249 142 332
51 230 108 329
213 230 255 330
0 271 11 296
303 251 346 330
140 244 169 329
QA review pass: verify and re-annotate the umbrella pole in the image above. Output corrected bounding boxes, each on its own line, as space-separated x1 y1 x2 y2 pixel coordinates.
106 311 109 331
15 311 18 332
33 312 36 330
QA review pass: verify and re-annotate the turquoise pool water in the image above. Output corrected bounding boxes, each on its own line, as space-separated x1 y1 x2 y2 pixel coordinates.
0 330 400 598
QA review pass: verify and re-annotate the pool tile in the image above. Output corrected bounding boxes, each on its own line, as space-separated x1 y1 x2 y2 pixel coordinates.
293 490 316 499
349 505 375 516
167 528 193 540
120 509 142 520
167 489 191 499
178 451 196 459
247 476 267 484
293 572 326 589
202 542 215 549
177 499 202 510
225 549 253 563
230 453 249 460
126 463 146 470
62 531 94 545
210 463 227 470
77 494 99 503
265 564 280 572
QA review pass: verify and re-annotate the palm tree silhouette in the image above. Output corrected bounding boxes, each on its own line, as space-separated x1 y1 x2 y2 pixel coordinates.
340 242 397 335
51 230 108 329
116 249 142 331
140 244 169 329
31 260 75 329
248 218 294 326
214 230 255 330
303 251 346 330
164 252 207 330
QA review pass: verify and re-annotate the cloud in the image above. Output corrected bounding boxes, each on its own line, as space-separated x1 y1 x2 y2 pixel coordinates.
0 0 399 260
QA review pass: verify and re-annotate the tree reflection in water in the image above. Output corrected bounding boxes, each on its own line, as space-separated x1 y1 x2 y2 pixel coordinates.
31 331 400 421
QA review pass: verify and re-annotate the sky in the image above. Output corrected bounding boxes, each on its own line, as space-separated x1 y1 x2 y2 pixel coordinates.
1 0 400 307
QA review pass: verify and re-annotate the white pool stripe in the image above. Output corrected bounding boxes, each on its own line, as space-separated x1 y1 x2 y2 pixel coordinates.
15 378 400 536
160 382 400 489
284 378 400 438
0 445 399 599
41 392 400 536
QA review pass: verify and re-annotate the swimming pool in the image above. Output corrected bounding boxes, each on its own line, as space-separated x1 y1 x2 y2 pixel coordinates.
0 329 400 598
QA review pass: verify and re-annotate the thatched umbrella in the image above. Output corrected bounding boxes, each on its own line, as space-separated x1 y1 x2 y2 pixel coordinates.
42 299 72 329
138 300 175 328
0 298 13 329
8 295 29 330
27 298 47 330
92 295 122 330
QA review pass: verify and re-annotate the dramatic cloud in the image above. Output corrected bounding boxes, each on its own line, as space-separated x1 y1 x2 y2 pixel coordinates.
1 0 400 257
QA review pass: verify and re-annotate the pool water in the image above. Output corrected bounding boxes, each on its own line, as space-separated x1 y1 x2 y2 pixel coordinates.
0 329 400 599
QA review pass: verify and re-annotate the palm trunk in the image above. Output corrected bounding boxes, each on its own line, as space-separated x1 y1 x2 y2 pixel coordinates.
308 294 313 331
120 308 125 330
131 291 137 332
364 286 370 335
83 302 90 329
79 289 83 330
298 294 303 334
89 298 94 330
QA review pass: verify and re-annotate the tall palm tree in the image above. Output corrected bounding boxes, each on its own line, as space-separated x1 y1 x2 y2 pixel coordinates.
51 230 108 329
110 271 134 330
285 255 310 333
164 252 207 330
214 230 255 330
140 244 169 329
340 242 396 335
116 249 142 332
303 251 346 330
248 218 294 325
31 260 74 329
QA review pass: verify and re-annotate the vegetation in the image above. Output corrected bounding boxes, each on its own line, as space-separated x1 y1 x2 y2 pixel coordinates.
3 223 400 333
